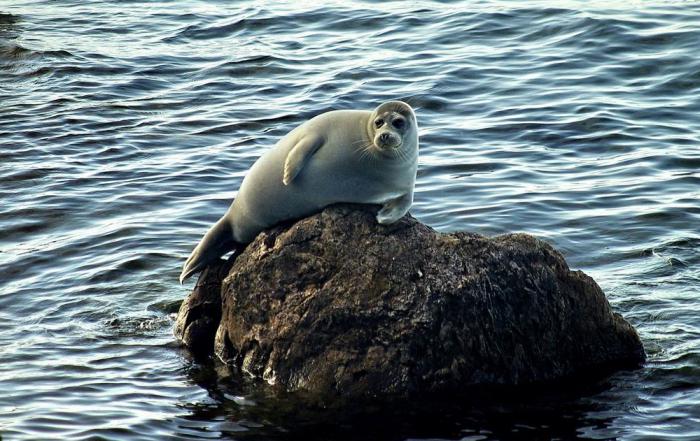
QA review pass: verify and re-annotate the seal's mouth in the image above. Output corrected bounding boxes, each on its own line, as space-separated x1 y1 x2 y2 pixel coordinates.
374 141 402 151
370 140 405 160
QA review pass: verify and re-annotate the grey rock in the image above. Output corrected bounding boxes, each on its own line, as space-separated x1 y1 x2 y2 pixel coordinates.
176 204 645 398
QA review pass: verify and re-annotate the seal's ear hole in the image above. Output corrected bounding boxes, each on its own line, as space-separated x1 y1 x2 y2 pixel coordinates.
392 118 405 129
375 119 384 128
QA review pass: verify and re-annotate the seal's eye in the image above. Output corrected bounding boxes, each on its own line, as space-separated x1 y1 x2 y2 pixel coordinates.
392 118 405 129
374 119 384 128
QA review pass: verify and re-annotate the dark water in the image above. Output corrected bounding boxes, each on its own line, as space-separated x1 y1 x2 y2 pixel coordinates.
1 1 699 439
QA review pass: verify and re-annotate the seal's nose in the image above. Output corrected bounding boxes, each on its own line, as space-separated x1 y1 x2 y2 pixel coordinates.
379 133 390 143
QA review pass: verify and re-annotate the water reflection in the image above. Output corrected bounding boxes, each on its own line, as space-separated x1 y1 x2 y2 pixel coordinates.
177 356 634 441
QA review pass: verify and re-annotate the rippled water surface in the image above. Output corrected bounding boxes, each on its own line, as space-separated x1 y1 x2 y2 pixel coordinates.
1 1 699 439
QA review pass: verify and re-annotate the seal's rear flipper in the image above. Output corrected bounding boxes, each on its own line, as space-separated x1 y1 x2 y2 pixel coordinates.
180 217 237 284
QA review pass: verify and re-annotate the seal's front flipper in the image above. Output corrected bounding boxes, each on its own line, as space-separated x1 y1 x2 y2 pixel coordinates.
377 192 413 225
180 217 237 284
283 135 324 185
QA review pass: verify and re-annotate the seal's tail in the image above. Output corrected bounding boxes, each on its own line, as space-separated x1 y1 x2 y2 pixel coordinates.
180 217 237 284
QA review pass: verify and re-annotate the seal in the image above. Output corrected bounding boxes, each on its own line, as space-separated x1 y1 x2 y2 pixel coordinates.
180 100 419 283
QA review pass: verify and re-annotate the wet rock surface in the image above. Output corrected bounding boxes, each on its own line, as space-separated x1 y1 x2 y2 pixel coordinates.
174 256 234 358
176 204 645 398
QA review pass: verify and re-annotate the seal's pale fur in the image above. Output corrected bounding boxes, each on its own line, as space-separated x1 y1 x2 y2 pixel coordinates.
180 101 419 283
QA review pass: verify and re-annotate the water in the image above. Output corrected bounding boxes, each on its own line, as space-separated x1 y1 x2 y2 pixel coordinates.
1 1 698 439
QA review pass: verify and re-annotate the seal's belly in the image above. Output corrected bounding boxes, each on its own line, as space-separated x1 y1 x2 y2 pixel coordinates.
231 156 407 242
302 157 405 205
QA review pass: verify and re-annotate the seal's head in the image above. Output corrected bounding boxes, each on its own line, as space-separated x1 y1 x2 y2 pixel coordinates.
367 100 418 158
